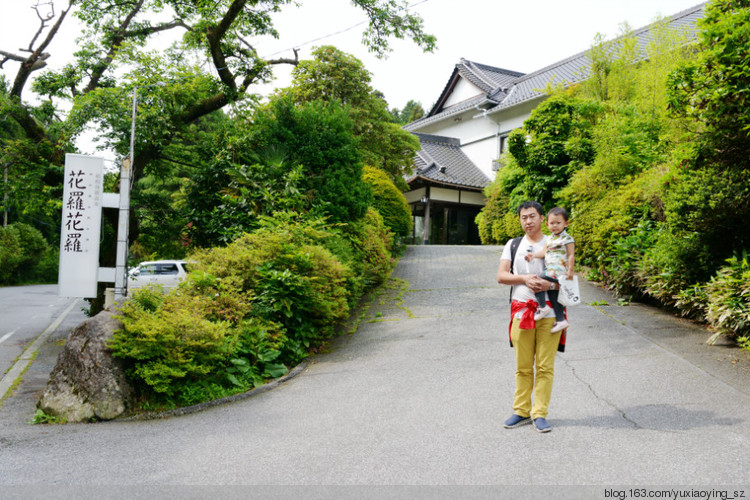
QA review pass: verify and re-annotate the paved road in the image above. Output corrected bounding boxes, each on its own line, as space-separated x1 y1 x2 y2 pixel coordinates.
0 286 85 380
0 246 749 494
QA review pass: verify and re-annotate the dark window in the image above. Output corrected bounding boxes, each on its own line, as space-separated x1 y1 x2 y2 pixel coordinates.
157 264 179 275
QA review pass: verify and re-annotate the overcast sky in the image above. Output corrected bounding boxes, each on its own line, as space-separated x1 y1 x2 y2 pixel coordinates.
2 0 705 150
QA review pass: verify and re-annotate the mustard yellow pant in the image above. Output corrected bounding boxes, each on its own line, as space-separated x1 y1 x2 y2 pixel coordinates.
510 317 562 419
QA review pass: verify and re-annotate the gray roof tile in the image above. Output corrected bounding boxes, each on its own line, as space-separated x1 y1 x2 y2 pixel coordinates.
406 3 706 129
408 134 490 190
488 3 705 113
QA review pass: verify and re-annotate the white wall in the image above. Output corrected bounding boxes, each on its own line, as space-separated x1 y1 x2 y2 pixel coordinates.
409 92 550 182
462 136 499 179
417 109 495 142
443 77 483 108
487 99 543 134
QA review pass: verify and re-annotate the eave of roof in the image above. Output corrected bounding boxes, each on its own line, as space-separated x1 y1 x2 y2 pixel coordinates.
426 58 526 117
407 133 490 190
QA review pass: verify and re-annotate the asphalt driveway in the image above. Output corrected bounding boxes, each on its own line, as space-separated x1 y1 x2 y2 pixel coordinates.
0 245 748 495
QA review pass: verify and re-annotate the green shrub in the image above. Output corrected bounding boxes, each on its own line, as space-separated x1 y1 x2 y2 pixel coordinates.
190 219 352 347
0 225 23 284
362 165 412 239
345 208 394 289
637 228 712 309
252 243 350 347
0 223 54 285
225 318 290 390
251 98 373 224
673 284 709 321
704 254 750 340
114 211 395 409
33 247 59 283
476 181 507 245
111 288 239 397
601 220 659 297
476 160 524 245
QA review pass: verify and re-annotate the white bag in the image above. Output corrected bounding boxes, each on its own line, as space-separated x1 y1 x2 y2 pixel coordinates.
557 276 581 307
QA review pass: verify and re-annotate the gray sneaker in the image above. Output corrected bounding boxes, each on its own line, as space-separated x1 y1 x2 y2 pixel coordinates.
533 417 552 433
504 414 531 428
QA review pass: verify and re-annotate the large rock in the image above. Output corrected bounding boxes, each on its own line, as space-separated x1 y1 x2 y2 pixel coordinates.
38 309 135 422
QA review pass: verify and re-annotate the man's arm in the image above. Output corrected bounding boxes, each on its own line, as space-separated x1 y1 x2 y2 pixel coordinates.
497 259 553 293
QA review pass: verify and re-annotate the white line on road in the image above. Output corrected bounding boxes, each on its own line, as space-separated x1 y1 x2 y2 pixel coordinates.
0 298 80 401
0 331 17 345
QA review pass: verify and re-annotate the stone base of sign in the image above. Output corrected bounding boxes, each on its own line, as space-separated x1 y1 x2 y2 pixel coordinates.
38 309 135 422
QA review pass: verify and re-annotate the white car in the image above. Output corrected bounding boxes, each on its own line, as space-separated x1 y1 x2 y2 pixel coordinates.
127 260 189 291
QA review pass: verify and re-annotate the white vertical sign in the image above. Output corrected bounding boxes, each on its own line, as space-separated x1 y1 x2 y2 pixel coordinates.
58 154 104 298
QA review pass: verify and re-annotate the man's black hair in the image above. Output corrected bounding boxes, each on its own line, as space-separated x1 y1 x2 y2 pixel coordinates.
548 206 569 221
517 201 544 216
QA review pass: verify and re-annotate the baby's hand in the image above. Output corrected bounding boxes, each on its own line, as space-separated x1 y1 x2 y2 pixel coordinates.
524 253 534 262
566 270 574 280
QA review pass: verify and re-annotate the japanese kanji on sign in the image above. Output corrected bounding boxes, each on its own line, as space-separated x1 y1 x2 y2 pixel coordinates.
58 154 104 298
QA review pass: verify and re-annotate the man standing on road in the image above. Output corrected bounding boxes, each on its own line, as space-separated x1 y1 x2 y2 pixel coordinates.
496 201 566 433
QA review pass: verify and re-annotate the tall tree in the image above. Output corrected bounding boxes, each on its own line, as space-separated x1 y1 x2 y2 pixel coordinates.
279 45 420 180
1 0 435 180
390 99 424 125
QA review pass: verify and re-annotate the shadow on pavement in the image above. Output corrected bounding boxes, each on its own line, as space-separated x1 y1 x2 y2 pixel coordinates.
554 404 743 431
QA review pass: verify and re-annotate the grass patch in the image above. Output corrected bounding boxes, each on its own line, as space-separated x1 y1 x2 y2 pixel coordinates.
29 409 67 425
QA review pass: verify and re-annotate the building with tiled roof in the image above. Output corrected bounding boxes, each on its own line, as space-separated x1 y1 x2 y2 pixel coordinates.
403 2 705 245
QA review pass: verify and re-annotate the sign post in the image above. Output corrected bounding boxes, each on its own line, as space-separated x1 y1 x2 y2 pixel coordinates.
58 154 104 298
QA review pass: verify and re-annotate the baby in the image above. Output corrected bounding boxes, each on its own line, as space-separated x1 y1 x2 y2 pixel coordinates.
525 206 575 333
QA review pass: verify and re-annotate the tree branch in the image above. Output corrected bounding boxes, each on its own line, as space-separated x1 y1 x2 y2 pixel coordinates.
83 0 145 94
179 92 230 125
0 50 29 66
27 0 56 53
205 0 249 91
10 0 73 99
122 19 191 38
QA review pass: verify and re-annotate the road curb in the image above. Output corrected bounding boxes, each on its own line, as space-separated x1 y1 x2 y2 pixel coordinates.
0 298 80 403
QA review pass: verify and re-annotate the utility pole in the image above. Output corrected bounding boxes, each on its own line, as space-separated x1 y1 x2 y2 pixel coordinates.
2 162 7 227
113 87 136 300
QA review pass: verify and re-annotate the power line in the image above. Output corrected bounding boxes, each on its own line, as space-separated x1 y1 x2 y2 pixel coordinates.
262 0 433 59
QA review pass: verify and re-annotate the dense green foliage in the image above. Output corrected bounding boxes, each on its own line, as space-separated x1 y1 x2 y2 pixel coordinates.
362 165 412 239
177 97 372 248
477 0 750 349
1 0 433 287
279 46 421 182
250 97 373 224
0 223 58 285
390 99 425 125
110 212 394 408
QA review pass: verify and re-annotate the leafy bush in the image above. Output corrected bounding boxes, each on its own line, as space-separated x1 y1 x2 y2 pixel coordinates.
347 208 394 288
637 228 712 309
250 97 373 224
362 165 412 239
226 318 290 390
251 242 350 348
0 222 55 285
476 156 526 245
111 287 240 397
601 220 659 298
0 225 23 284
704 254 750 340
112 211 394 408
